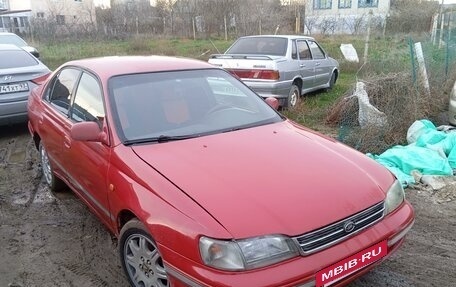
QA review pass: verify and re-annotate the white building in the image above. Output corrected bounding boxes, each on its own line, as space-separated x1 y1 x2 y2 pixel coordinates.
304 0 391 34
0 0 96 33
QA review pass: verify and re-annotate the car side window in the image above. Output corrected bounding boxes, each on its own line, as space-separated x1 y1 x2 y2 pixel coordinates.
308 41 326 60
70 72 105 123
297 41 311 60
48 68 80 115
291 41 298 60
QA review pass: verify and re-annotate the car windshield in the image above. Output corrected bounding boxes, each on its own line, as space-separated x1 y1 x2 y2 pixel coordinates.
0 34 28 46
226 37 287 56
0 50 38 69
109 69 283 144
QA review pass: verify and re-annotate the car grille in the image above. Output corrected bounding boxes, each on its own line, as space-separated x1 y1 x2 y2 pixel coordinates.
293 201 385 255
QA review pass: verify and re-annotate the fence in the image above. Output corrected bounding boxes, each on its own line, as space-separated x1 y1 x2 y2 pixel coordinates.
327 31 456 155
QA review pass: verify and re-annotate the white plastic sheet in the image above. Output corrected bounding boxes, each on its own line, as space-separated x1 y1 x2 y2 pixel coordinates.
340 44 359 63
351 82 387 128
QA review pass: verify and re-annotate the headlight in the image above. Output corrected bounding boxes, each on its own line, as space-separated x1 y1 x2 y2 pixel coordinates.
199 235 299 271
385 180 405 215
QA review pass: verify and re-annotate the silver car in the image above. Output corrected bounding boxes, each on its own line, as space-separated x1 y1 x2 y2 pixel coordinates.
0 44 50 125
209 35 339 108
0 32 40 58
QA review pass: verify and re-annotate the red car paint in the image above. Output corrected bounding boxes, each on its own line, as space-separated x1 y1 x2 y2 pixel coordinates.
27 56 414 287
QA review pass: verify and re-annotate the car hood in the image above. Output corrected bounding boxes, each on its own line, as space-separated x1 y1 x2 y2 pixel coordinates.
132 121 394 238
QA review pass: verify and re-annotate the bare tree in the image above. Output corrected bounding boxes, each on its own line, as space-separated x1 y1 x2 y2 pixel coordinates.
304 16 318 35
388 0 439 33
343 15 366 35
319 17 337 35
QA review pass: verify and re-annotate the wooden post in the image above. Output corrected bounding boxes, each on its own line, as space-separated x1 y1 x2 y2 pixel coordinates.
363 10 373 63
259 18 262 35
224 15 228 41
136 16 139 35
192 17 196 40
296 9 301 34
382 14 388 37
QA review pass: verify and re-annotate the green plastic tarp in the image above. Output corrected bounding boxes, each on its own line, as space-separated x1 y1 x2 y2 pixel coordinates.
367 120 456 186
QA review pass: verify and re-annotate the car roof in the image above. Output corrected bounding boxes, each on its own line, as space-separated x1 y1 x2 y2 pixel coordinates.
238 35 315 41
0 44 23 51
64 56 217 79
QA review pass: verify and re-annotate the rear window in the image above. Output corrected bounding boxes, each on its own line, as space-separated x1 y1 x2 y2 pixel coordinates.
0 50 38 69
0 34 28 46
226 37 287 56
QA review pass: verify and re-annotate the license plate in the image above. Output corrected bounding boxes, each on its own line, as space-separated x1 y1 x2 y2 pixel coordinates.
0 82 29 94
316 240 387 287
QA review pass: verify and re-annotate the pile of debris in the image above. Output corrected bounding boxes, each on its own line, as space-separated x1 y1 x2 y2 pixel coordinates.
326 73 435 154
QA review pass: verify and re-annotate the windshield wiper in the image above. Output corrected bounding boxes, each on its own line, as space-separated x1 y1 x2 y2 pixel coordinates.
221 121 274 133
124 134 198 145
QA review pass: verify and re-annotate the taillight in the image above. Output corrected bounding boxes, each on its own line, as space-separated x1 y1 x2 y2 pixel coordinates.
31 72 51 85
229 69 280 80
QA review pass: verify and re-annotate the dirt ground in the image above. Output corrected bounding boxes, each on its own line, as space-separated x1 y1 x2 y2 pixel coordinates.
1 123 455 287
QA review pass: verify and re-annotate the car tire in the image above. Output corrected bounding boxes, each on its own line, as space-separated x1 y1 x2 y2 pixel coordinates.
39 142 65 192
286 84 301 109
327 72 336 91
120 219 169 287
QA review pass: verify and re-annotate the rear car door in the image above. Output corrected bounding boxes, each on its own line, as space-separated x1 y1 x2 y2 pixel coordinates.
296 40 315 90
308 40 331 86
64 71 112 225
40 68 81 181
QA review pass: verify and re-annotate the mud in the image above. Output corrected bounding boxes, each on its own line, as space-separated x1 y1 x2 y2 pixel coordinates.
1 124 455 287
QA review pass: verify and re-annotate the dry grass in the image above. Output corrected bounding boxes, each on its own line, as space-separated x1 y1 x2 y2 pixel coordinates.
326 71 455 154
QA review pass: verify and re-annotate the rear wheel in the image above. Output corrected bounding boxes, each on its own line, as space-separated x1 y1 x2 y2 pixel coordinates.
286 84 300 109
327 72 336 91
39 142 64 192
120 219 169 287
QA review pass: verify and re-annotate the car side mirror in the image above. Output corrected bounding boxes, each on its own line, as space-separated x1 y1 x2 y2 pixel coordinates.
70 121 107 144
265 97 279 110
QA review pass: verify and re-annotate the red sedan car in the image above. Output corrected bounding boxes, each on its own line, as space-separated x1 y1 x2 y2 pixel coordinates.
27 56 414 287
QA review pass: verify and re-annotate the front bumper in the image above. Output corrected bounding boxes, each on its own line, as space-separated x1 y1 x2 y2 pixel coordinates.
160 201 414 287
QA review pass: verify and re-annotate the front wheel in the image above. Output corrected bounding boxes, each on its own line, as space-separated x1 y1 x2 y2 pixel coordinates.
120 219 169 287
286 84 301 109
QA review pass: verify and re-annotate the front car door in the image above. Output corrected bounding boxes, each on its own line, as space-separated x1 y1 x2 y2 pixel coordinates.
64 71 112 226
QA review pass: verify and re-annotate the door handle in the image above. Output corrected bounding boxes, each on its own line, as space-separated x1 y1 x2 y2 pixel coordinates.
64 136 71 149
300 64 305 68
315 62 321 66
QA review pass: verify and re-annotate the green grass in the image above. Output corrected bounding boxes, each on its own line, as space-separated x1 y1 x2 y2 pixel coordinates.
282 72 355 131
39 39 232 70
